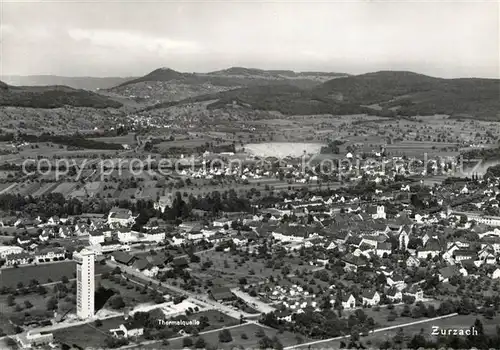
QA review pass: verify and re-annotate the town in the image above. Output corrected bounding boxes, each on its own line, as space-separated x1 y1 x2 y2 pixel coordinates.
1 1 499 349
0 143 500 349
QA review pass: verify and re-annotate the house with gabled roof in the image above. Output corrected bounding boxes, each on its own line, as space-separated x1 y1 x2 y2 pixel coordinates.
210 286 235 301
362 290 380 306
365 205 386 220
346 236 362 248
353 242 374 259
272 225 310 243
108 207 136 227
400 226 414 249
110 321 144 339
111 251 135 266
417 239 441 259
132 258 158 277
403 284 424 301
453 250 477 262
47 216 60 226
341 294 356 309
5 252 32 266
376 242 392 257
406 255 420 268
386 287 402 302
171 256 189 269
478 246 496 264
387 273 406 291
492 268 500 279
341 253 367 272
438 265 462 283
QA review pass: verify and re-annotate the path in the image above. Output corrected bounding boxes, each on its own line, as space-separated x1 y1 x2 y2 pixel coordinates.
0 183 18 195
284 313 459 349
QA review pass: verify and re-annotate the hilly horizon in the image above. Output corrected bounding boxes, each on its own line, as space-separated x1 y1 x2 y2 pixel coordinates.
1 69 498 121
0 75 136 91
0 80 123 109
142 70 500 120
107 66 349 105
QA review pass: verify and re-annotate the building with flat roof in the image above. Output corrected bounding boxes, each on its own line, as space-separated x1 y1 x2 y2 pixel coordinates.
74 248 95 319
16 331 53 349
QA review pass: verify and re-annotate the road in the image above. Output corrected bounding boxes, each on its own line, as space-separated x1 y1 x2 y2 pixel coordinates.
105 260 255 320
26 311 123 334
283 313 459 349
0 183 18 195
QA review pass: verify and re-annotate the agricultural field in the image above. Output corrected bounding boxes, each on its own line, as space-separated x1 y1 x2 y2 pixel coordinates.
89 133 136 145
11 181 42 196
51 182 78 197
31 182 59 197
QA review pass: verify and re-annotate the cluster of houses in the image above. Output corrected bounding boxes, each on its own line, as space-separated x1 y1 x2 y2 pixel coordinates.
2 247 66 267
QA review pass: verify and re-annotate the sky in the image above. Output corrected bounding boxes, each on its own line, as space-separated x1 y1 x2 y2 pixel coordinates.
1 0 499 78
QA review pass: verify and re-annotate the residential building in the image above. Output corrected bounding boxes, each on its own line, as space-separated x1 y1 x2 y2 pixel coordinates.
108 207 135 227
362 290 380 306
386 287 402 302
341 294 356 309
154 194 174 213
0 245 23 259
75 248 95 319
89 230 105 245
5 252 31 266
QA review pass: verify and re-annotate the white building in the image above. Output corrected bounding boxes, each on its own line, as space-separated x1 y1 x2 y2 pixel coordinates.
492 268 500 279
107 207 135 227
341 294 356 309
454 211 500 227
16 331 54 349
143 231 165 243
75 248 95 319
0 245 23 259
89 231 105 245
154 194 174 213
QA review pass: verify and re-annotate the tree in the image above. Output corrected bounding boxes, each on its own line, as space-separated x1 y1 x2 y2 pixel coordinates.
473 318 484 336
387 310 398 322
46 297 58 311
394 327 405 345
24 300 33 309
61 275 69 284
218 329 233 343
6 294 15 306
109 295 125 309
258 335 274 349
182 338 193 348
255 328 266 338
194 337 206 349
271 336 284 350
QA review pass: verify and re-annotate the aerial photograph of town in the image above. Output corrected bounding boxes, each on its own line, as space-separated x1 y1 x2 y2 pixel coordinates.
0 0 499 349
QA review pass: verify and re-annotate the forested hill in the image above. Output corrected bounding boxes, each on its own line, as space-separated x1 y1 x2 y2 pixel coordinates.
0 81 123 109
